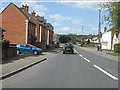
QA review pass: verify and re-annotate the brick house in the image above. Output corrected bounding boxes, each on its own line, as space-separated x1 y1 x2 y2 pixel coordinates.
36 16 48 50
46 23 54 48
0 3 54 50
0 3 36 45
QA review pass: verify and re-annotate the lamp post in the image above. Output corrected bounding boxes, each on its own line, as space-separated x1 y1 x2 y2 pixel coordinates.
98 9 101 51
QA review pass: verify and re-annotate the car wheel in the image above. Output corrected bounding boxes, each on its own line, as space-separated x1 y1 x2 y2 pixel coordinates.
63 52 65 54
71 50 74 54
17 50 21 54
34 51 38 55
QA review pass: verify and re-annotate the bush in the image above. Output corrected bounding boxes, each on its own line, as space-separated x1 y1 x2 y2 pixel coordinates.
114 44 120 53
2 39 10 49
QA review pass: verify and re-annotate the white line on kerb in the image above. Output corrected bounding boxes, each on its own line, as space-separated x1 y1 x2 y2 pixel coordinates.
83 57 90 62
93 65 118 80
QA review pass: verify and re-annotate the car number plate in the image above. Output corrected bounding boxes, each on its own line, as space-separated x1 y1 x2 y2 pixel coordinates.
66 48 70 50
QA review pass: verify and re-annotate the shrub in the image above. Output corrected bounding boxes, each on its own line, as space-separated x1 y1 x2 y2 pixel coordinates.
114 44 120 53
2 39 10 49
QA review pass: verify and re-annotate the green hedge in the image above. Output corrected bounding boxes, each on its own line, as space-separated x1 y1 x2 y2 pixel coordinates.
114 44 120 53
0 40 10 49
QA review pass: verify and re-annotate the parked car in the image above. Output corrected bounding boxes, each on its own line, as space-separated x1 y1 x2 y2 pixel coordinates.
63 43 74 54
16 44 43 55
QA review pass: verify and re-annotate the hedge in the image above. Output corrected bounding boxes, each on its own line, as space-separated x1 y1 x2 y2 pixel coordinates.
0 39 10 49
114 43 120 53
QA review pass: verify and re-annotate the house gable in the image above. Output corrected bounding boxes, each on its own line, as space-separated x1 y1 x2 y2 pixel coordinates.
0 3 28 20
1 3 30 44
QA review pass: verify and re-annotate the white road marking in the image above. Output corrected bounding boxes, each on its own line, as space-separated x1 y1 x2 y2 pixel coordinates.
78 54 83 57
74 49 79 54
83 57 90 62
93 65 118 80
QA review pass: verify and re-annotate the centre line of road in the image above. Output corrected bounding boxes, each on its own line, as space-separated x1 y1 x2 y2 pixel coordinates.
74 49 90 62
83 57 90 62
78 54 83 57
74 49 79 54
93 64 118 80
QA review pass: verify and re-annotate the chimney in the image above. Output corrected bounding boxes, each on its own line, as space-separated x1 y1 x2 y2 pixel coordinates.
21 4 29 12
104 27 107 32
31 11 36 17
24 4 29 12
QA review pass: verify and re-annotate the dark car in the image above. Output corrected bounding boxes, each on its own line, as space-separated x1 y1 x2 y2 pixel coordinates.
63 43 74 54
17 44 43 55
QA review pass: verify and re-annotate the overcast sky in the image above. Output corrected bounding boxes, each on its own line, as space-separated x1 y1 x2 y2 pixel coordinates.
0 0 117 35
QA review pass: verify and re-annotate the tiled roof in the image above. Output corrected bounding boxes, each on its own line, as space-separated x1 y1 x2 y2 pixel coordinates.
25 12 41 25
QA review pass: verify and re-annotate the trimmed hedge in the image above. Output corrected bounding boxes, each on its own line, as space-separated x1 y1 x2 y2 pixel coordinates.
0 39 10 49
114 44 120 53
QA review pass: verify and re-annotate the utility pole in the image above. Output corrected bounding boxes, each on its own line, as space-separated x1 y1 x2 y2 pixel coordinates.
98 9 101 51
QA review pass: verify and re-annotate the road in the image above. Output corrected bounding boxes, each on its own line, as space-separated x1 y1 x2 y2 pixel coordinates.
2 46 118 88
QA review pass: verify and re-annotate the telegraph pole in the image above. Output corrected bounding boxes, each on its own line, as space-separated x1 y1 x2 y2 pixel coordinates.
98 9 101 51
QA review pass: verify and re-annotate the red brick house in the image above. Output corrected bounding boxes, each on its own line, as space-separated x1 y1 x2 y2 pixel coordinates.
0 3 36 45
46 23 54 48
36 16 48 50
0 3 54 50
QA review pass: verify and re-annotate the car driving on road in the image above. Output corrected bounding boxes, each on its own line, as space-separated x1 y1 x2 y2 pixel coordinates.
63 43 74 54
17 44 43 55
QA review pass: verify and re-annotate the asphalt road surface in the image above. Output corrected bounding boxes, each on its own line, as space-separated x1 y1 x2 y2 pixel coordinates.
2 46 118 88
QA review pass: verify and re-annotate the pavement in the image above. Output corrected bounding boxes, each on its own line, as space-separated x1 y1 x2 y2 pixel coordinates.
76 45 119 62
0 48 62 79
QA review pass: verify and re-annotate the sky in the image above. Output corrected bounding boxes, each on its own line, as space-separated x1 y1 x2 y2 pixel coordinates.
0 0 118 35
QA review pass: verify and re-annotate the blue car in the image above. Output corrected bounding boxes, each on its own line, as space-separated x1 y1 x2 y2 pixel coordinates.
17 44 43 55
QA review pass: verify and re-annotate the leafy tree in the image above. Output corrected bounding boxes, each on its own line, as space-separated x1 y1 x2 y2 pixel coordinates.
59 35 71 43
68 34 77 44
101 2 120 30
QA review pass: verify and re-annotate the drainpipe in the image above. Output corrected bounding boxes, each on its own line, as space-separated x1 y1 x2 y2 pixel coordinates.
25 20 28 44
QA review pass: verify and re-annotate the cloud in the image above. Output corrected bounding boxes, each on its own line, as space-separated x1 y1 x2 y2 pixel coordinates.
58 1 101 10
49 14 83 25
49 14 71 23
21 0 47 16
55 26 82 35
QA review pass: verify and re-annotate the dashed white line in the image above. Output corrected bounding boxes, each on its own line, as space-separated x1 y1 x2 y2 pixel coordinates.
74 49 90 62
93 64 118 80
83 57 90 62
78 54 83 57
74 49 79 54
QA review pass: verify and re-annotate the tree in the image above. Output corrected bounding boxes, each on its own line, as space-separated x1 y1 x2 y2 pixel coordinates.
59 35 71 43
101 2 120 30
68 34 77 44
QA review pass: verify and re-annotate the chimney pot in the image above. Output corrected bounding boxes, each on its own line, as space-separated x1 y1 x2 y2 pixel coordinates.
31 11 36 17
104 27 107 32
21 4 29 12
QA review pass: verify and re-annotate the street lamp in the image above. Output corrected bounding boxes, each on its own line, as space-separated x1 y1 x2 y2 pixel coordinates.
98 9 101 51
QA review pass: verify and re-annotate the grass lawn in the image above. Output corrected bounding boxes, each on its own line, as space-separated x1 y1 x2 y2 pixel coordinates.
106 52 120 56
